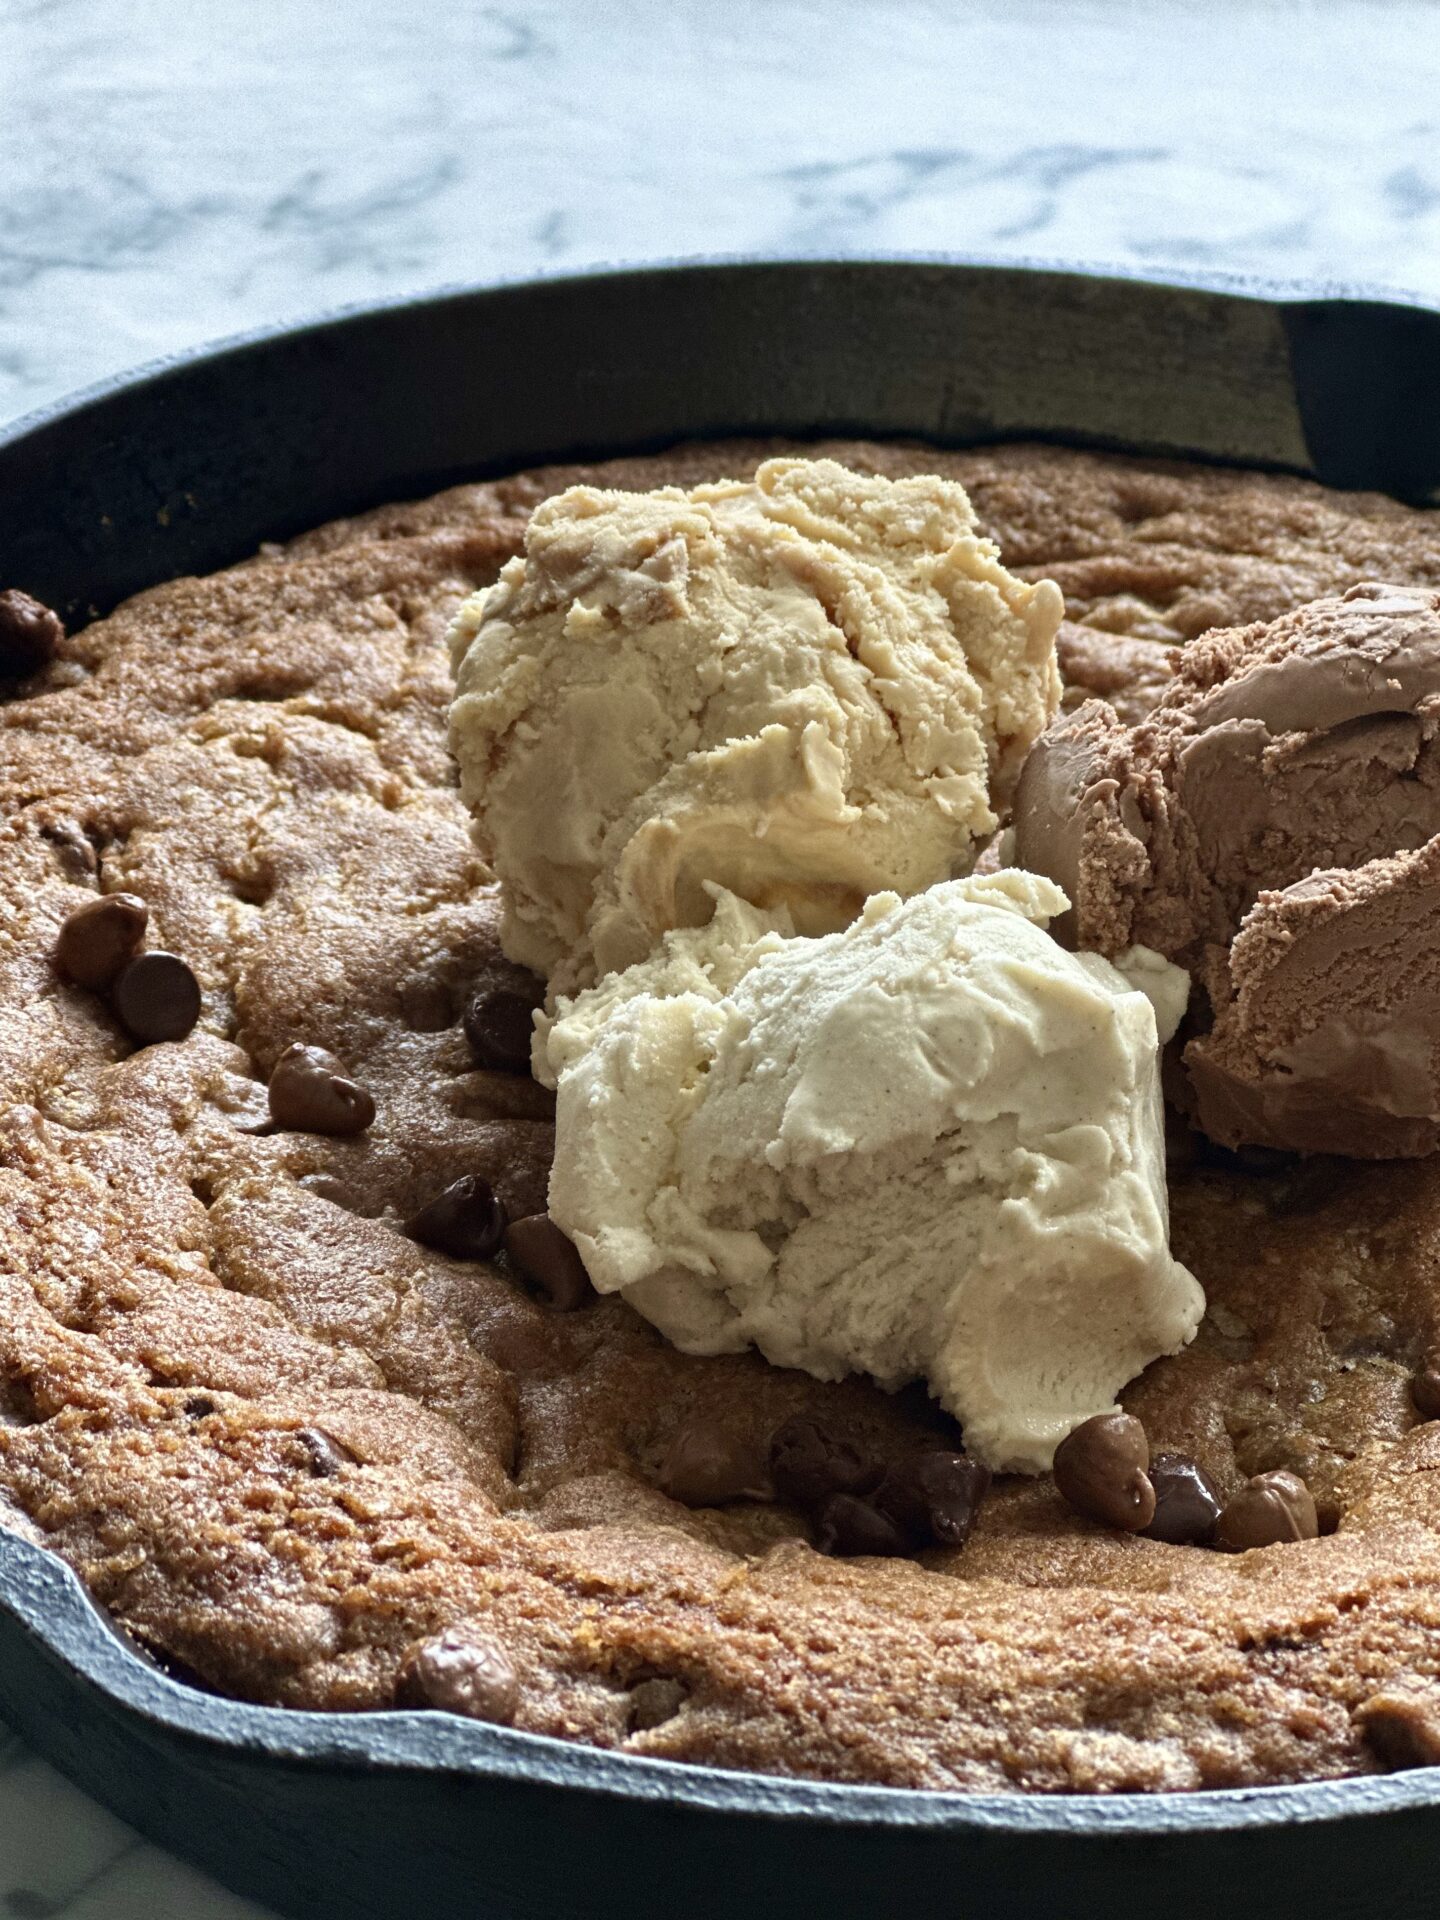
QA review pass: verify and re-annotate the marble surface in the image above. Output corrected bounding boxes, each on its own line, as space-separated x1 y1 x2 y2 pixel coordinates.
3 0 1440 1912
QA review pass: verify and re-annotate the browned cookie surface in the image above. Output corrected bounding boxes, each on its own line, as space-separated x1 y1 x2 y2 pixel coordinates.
4 441 1440 1793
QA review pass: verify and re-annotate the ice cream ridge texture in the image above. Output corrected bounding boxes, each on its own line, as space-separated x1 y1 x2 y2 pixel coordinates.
540 876 1200 1473
449 457 1064 996
450 457 1202 1470
1015 583 1440 1156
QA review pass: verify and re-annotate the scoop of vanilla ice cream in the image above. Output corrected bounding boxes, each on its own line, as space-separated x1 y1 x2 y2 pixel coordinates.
540 870 1202 1472
449 457 1062 995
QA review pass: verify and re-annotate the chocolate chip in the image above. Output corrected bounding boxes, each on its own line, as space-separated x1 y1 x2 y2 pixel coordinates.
873 1450 991 1550
0 589 63 678
407 1176 507 1261
655 1422 771 1506
1411 1364 1440 1422
267 1044 375 1135
503 1213 594 1309
1216 1469 1318 1550
1143 1450 1222 1546
769 1416 879 1508
295 1426 354 1476
1053 1412 1156 1532
627 1676 687 1731
484 1317 553 1374
399 973 454 1032
113 951 202 1044
464 984 541 1073
183 1394 217 1419
814 1492 911 1557
54 893 148 990
1357 1690 1440 1769
297 1171 351 1207
395 1625 519 1724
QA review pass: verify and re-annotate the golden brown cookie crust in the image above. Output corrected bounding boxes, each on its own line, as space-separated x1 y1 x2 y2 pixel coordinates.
4 440 1440 1793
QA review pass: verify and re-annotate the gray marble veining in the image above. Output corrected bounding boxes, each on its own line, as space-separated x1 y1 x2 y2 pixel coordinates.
2 0 1440 1913
4 0 1440 434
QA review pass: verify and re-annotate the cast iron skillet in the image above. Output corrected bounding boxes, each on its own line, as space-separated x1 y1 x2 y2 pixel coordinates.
3 259 1440 1920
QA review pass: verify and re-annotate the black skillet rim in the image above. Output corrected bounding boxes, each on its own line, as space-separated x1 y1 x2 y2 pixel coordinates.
2 248 1434 455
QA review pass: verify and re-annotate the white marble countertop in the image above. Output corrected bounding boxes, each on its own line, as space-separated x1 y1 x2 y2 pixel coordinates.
3 0 1440 1912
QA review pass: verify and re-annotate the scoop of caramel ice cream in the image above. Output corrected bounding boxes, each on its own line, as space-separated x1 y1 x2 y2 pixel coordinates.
449 457 1062 995
1014 583 1440 1155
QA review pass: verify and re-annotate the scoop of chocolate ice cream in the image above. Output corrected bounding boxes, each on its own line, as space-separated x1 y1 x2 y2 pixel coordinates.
1187 839 1440 1155
1014 583 1440 1157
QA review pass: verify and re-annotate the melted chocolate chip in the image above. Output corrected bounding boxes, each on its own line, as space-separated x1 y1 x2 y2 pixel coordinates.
55 893 148 990
627 1676 687 1731
268 1044 375 1135
295 1426 355 1476
395 1625 519 1724
503 1213 594 1309
1411 1364 1440 1422
0 589 63 678
463 986 540 1074
1053 1412 1156 1532
407 1176 507 1261
873 1450 991 1550
183 1395 217 1420
1143 1451 1222 1546
655 1422 771 1507
1216 1469 1318 1550
461 959 544 1073
814 1492 911 1557
769 1416 879 1509
484 1317 553 1374
112 951 201 1044
398 973 454 1032
297 1171 351 1207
